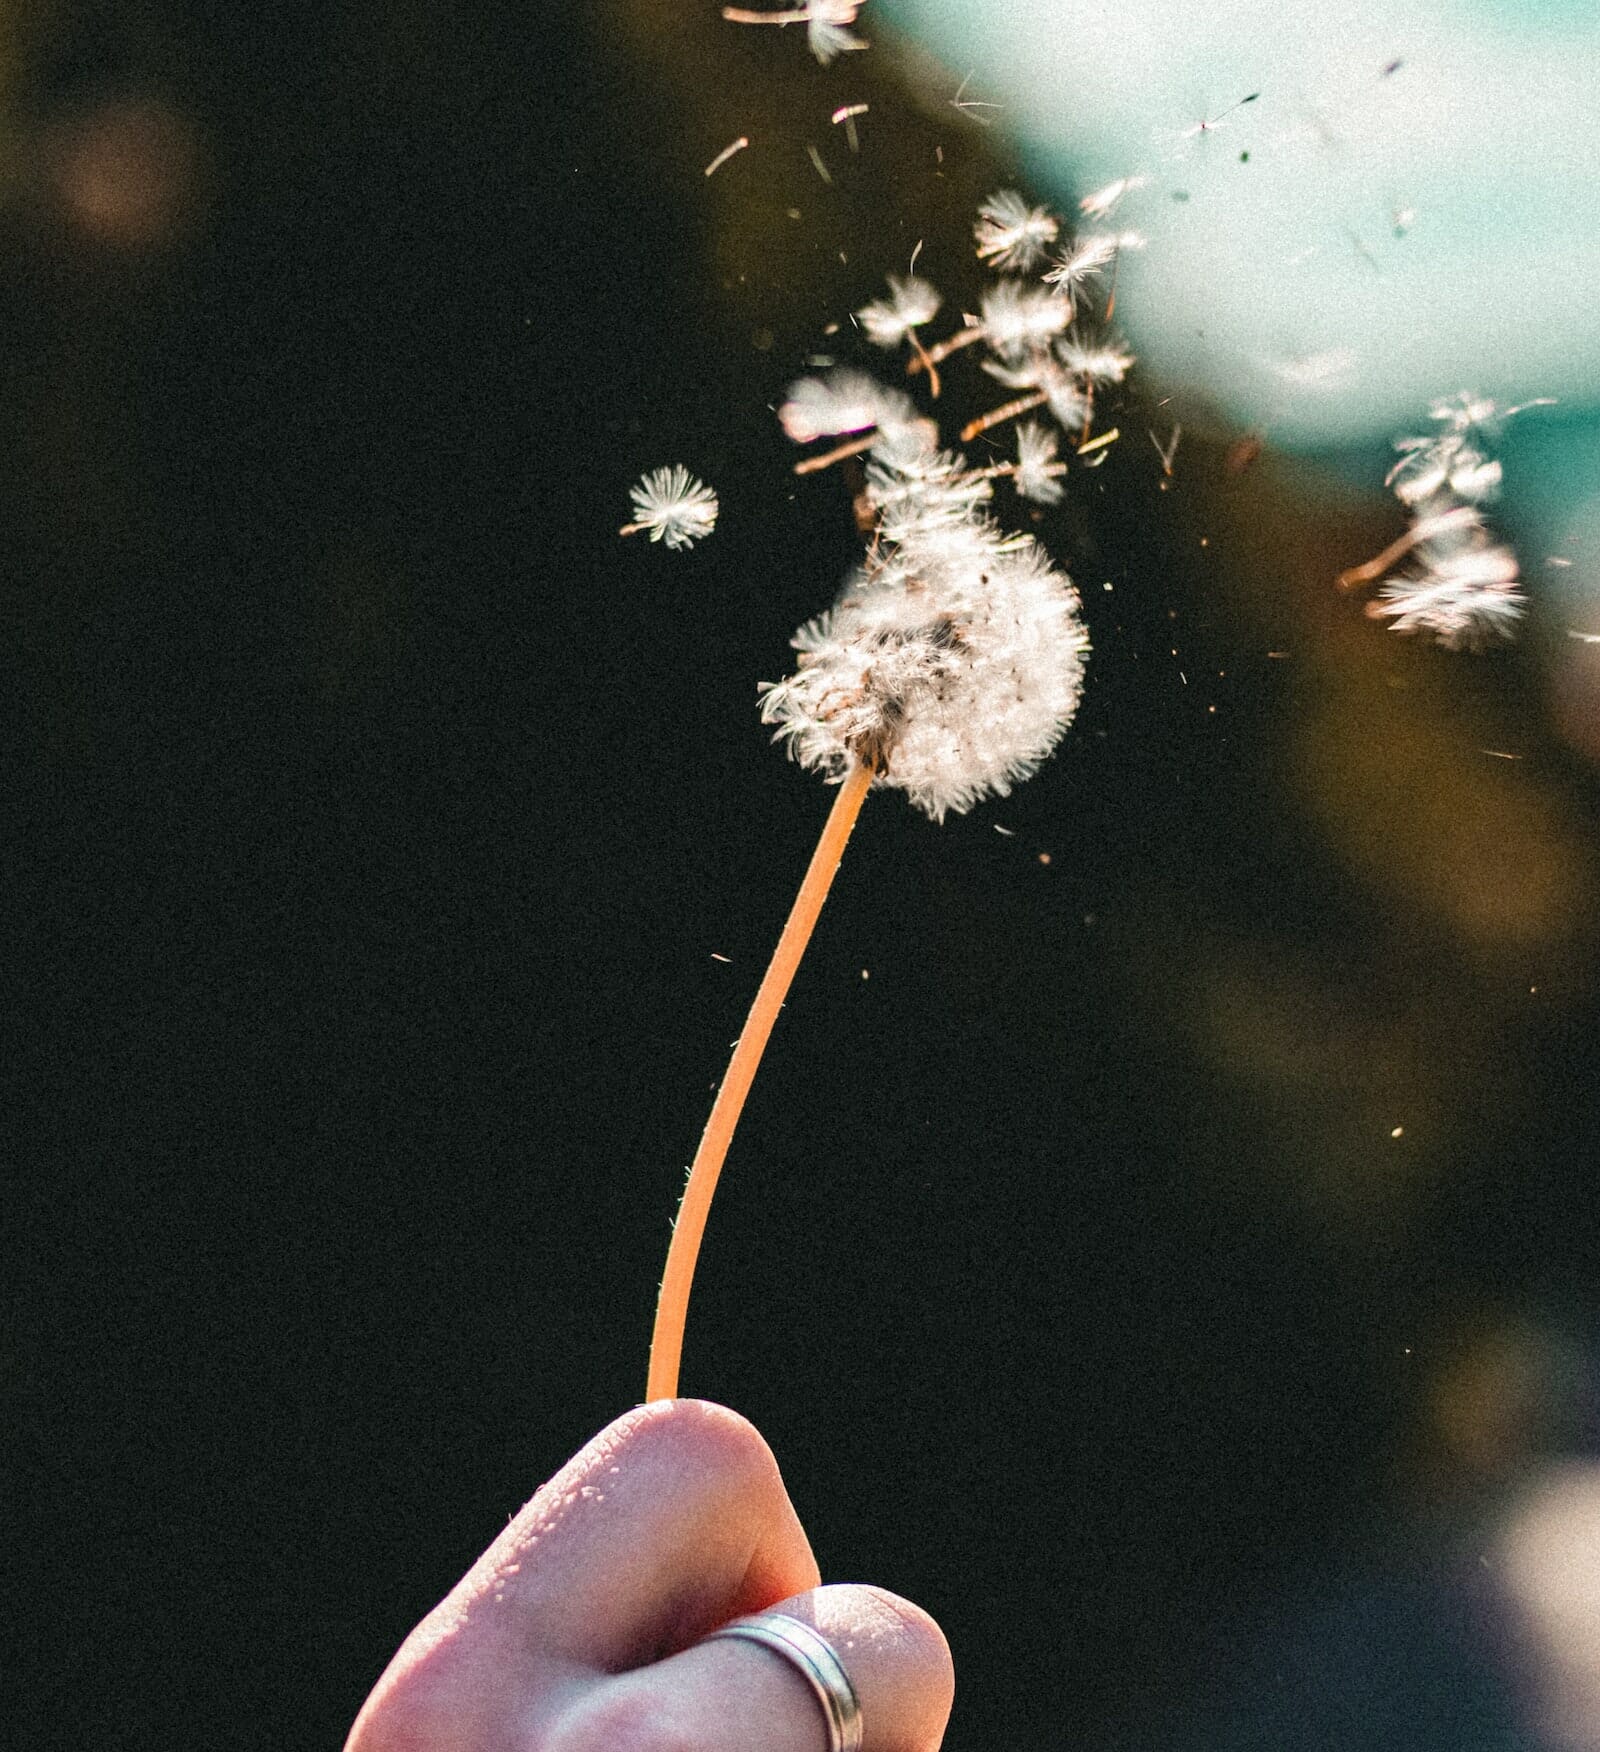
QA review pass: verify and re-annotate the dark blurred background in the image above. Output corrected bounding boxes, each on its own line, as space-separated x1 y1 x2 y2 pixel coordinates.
8 4 1600 1748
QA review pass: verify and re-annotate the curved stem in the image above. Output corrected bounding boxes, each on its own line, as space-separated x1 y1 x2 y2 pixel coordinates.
794 432 877 476
646 760 874 1403
910 324 986 373
961 390 1046 442
1336 505 1480 590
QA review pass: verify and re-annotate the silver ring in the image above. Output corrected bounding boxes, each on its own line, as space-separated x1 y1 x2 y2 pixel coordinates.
704 1611 864 1752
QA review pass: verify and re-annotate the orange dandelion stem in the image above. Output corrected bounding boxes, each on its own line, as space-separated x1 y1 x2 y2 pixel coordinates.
704 136 750 177
794 432 877 475
646 759 875 1402
910 325 987 374
1336 505 1479 590
1076 426 1120 457
961 391 1046 442
907 331 942 399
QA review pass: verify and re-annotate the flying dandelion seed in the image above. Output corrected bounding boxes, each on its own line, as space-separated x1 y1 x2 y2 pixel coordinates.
721 0 868 65
973 189 1060 271
855 275 941 348
1079 175 1149 219
620 467 719 550
1011 420 1066 504
1339 393 1548 647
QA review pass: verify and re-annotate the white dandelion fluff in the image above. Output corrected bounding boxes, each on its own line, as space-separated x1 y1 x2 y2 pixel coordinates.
721 1 867 66
979 279 1074 362
1054 329 1135 386
1387 393 1513 507
1012 421 1065 505
1079 175 1148 219
855 274 942 348
806 0 869 64
1369 542 1525 649
1340 391 1549 647
1366 503 1524 649
973 189 1060 272
760 413 1089 821
779 368 919 445
980 352 1091 432
1043 232 1124 300
622 466 719 551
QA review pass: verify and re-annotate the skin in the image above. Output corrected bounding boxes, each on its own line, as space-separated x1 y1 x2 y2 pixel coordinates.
345 1399 955 1752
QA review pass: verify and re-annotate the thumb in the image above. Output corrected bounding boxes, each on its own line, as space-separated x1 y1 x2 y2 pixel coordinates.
353 1400 948 1751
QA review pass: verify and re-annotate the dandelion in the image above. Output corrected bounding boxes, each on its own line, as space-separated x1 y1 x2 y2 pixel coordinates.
762 411 1088 819
973 189 1060 271
907 281 1071 380
646 377 1089 1401
721 0 868 65
761 541 1086 817
1386 394 1522 506
856 274 946 392
620 466 719 550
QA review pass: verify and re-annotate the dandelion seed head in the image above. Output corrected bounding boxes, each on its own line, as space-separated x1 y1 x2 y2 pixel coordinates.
722 1 866 65
1354 388 1544 647
973 189 1060 272
1428 391 1504 436
808 19 866 62
1371 552 1525 649
761 412 1089 820
1388 397 1512 507
627 467 719 550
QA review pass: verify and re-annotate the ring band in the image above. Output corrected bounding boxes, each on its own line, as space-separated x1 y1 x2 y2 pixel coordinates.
704 1611 864 1752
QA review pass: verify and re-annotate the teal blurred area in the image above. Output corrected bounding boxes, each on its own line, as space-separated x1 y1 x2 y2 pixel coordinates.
881 0 1600 451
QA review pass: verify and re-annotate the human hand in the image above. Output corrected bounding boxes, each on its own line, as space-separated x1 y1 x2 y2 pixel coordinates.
345 1398 954 1752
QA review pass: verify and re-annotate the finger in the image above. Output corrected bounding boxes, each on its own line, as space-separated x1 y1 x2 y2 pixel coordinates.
546 1582 955 1752
351 1400 821 1741
481 1399 822 1665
